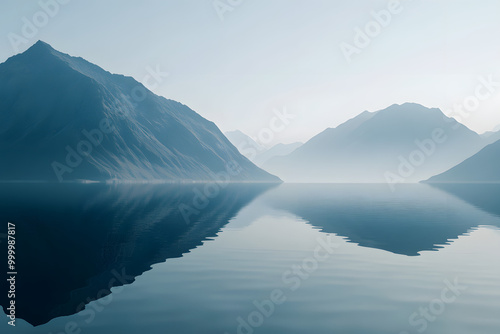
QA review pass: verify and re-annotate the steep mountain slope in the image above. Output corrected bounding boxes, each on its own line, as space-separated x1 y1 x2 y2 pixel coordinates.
0 41 279 182
426 139 500 183
263 103 484 183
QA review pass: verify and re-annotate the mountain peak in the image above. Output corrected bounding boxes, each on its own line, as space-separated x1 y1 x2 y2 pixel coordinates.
263 103 485 183
10 40 67 67
33 40 53 48
7 41 135 95
384 102 434 112
26 40 56 54
0 43 280 183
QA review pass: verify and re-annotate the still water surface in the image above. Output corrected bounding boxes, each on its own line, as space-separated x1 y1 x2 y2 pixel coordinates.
0 183 499 334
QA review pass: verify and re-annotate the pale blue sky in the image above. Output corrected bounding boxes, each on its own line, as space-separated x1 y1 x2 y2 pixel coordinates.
1 0 499 144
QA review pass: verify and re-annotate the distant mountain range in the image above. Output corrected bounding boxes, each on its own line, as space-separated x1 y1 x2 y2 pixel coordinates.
263 103 489 183
225 130 265 157
426 139 500 183
0 41 280 183
481 128 500 145
225 130 302 167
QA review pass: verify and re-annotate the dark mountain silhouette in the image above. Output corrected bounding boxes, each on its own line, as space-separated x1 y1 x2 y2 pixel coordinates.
263 103 485 183
0 41 279 183
426 139 500 183
0 183 274 326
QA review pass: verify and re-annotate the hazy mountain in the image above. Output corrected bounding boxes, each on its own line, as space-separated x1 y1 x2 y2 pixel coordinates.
426 139 500 183
482 129 500 145
263 103 485 183
225 130 302 166
253 142 303 166
0 41 279 183
225 130 264 153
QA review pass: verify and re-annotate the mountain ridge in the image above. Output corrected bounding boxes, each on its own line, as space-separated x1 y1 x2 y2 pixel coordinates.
263 103 485 183
224 129 302 167
425 139 500 183
0 41 280 183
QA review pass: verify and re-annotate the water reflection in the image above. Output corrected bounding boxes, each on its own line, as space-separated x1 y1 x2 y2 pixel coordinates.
1 183 499 331
0 183 274 326
261 184 500 256
429 183 500 218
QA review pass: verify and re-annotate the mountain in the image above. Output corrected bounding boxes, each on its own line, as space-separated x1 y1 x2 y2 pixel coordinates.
225 130 302 166
263 103 485 183
253 142 303 166
425 139 500 183
0 41 280 183
482 129 500 145
224 130 266 153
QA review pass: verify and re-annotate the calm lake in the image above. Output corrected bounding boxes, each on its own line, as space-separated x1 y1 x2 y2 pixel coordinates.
1 183 499 334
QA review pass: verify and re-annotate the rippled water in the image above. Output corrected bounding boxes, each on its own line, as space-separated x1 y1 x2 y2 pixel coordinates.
1 183 499 334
